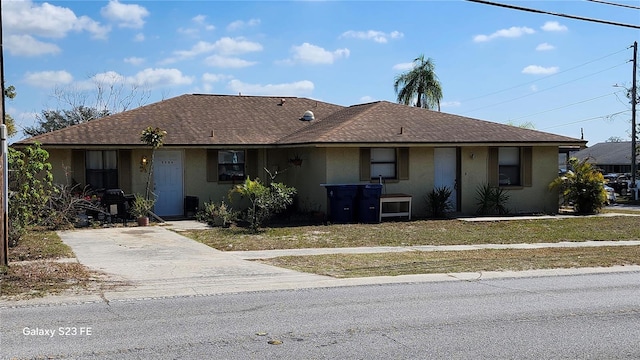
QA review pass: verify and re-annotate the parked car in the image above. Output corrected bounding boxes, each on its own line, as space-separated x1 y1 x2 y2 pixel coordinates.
608 174 630 195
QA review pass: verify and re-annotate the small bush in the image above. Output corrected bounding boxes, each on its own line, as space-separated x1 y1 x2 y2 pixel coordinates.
425 186 452 218
549 157 606 214
475 183 510 215
196 200 238 227
229 177 296 231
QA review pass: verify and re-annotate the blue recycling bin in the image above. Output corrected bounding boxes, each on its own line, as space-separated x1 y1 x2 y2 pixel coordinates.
358 184 383 223
325 185 359 223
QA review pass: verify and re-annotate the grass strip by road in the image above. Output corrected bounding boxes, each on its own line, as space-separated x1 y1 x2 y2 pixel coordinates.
183 216 640 252
257 246 640 278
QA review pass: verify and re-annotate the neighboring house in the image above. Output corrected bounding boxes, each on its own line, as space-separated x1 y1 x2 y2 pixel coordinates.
15 94 585 218
569 141 639 174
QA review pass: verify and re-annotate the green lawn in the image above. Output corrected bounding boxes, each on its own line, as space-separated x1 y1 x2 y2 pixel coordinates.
180 216 640 252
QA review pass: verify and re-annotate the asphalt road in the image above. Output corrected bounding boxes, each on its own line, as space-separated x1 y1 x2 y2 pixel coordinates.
2 271 639 359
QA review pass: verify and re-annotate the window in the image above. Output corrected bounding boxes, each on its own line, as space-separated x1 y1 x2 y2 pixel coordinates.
489 147 532 187
371 148 397 180
86 150 118 190
218 150 245 182
498 147 520 186
360 148 409 181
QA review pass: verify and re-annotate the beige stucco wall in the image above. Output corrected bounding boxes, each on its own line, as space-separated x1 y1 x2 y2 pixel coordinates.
506 146 560 214
459 146 559 215
46 149 73 186
321 147 436 217
42 144 561 218
278 147 328 212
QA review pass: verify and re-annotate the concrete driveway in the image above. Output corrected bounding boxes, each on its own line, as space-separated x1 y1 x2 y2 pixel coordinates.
58 223 331 301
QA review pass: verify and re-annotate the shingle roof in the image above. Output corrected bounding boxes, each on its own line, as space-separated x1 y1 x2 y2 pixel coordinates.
278 101 584 145
17 94 584 147
17 94 344 147
571 141 638 165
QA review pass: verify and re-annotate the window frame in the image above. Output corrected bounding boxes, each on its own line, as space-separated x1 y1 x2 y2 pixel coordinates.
370 148 397 180
360 147 409 182
489 146 532 188
214 149 246 183
85 150 119 190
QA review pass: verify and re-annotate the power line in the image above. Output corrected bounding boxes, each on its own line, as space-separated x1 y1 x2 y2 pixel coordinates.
508 91 624 121
540 110 630 130
460 47 629 104
461 61 628 115
586 0 640 11
466 0 640 29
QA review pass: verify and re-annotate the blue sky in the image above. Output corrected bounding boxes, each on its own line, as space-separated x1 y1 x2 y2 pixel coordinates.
3 0 639 146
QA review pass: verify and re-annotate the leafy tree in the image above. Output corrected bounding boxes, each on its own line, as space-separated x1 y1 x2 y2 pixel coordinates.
7 143 55 246
506 120 536 129
229 177 296 231
606 136 625 143
23 106 110 137
23 73 151 137
394 54 443 111
4 85 17 137
549 157 606 214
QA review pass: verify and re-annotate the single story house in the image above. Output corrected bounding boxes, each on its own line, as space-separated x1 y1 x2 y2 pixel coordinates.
15 94 585 218
569 141 639 174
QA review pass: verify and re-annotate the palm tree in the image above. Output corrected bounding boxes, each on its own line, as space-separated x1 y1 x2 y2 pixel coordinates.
394 55 443 111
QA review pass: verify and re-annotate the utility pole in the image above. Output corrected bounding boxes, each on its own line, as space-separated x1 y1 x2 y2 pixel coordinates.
0 0 7 267
631 41 637 201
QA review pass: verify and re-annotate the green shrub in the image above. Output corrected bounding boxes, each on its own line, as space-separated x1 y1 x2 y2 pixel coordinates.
475 183 510 215
8 143 54 246
549 157 606 214
196 200 238 227
425 186 452 218
229 177 296 231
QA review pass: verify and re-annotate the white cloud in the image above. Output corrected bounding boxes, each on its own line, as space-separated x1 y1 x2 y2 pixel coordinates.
214 37 263 55
24 70 74 88
227 19 260 31
74 16 110 39
530 85 538 92
340 30 404 43
205 55 257 68
473 26 535 42
178 27 199 36
88 71 128 88
283 43 350 65
392 62 414 71
440 101 461 108
202 73 234 83
101 0 149 29
124 57 145 65
77 69 191 90
541 21 568 32
5 35 61 57
1 0 110 50
227 79 314 96
129 68 193 88
178 15 216 35
522 65 559 75
536 42 555 51
164 37 263 64
359 96 375 103
134 33 145 42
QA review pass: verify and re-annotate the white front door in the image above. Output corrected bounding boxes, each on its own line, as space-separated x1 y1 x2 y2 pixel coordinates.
153 150 183 216
434 148 458 211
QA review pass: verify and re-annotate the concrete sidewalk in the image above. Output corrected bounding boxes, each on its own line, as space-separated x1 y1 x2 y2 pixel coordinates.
3 219 640 306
